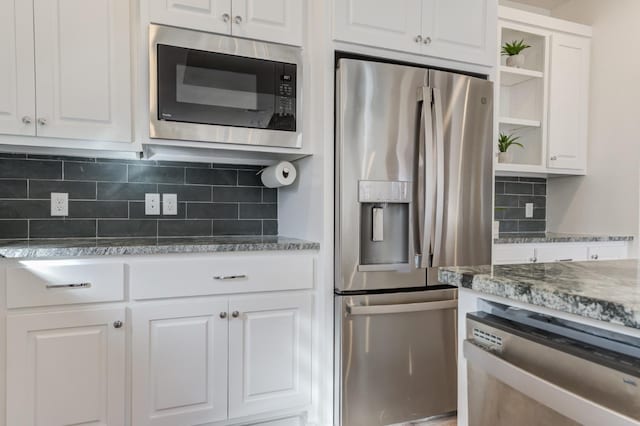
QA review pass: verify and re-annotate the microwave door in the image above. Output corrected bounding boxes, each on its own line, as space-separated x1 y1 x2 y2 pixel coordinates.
149 24 302 149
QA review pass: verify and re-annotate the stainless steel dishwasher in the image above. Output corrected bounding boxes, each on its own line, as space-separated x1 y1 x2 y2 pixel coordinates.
465 308 640 426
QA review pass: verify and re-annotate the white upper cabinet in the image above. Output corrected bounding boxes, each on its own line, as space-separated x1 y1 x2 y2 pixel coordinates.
547 33 590 171
0 0 36 136
7 308 126 426
132 300 229 426
496 7 592 176
149 0 232 34
33 0 132 142
421 0 495 66
333 0 423 54
149 0 303 46
231 0 303 46
333 0 496 66
228 293 312 418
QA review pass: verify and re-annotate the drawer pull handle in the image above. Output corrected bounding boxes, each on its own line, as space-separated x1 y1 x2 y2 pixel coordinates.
213 275 247 281
46 282 91 289
557 258 573 262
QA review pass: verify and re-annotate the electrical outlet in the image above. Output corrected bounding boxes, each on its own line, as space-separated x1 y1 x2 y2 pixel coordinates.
525 203 534 218
50 193 69 216
163 193 178 215
145 193 160 215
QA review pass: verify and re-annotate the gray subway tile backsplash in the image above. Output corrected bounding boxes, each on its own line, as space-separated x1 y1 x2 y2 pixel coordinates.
64 161 127 182
0 154 278 240
0 180 28 199
0 158 62 179
30 219 97 239
495 176 547 236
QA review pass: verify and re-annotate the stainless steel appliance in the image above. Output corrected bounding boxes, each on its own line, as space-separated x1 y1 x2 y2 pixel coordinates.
334 58 494 425
465 308 640 426
149 24 302 148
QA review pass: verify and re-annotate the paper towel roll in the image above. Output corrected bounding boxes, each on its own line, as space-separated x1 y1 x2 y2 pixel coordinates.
260 161 297 188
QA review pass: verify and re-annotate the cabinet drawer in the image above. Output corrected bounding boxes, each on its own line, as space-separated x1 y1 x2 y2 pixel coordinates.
535 245 588 263
493 245 535 265
130 254 314 300
587 244 627 261
6 263 125 309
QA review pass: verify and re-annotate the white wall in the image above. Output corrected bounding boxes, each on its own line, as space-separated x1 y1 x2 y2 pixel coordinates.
546 0 640 239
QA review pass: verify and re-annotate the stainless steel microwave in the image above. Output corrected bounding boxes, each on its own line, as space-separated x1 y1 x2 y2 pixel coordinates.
149 24 302 149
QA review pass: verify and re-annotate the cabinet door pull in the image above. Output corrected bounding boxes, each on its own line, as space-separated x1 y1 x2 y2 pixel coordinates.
46 282 91 289
234 15 242 24
222 13 230 22
220 312 228 319
113 321 123 329
213 274 247 281
231 311 240 318
591 254 599 260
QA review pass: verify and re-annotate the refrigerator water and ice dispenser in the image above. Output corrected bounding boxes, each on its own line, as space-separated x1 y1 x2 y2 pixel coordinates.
357 180 411 271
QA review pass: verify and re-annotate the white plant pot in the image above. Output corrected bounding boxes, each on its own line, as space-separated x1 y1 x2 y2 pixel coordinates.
506 54 525 68
498 152 513 163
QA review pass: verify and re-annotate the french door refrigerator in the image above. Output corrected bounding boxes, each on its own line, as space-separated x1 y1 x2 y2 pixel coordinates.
334 58 493 426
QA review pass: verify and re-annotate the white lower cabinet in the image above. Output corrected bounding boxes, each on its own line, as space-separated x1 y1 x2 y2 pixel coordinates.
494 242 630 265
6 308 126 426
132 293 312 426
131 299 229 426
228 294 312 419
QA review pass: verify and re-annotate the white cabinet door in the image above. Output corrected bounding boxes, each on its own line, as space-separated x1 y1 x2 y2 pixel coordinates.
231 0 303 46
7 308 125 426
149 0 232 34
132 300 229 426
587 244 628 261
535 245 588 263
0 0 36 136
493 245 536 265
228 293 312 419
333 0 423 54
421 0 495 66
547 33 590 171
33 0 132 142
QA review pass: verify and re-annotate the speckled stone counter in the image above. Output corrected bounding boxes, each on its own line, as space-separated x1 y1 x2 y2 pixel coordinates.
0 236 320 259
495 232 634 244
439 259 640 330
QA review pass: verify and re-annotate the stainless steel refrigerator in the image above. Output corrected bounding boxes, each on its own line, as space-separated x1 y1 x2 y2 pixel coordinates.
334 58 493 426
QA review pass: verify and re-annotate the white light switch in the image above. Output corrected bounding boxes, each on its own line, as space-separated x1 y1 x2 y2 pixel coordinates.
163 193 178 215
525 203 534 218
50 193 68 216
145 193 160 215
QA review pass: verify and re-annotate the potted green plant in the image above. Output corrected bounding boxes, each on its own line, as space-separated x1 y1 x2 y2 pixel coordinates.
501 39 531 68
498 132 524 163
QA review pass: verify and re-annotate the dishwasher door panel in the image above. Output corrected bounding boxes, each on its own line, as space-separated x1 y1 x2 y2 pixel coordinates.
466 313 640 426
337 289 457 426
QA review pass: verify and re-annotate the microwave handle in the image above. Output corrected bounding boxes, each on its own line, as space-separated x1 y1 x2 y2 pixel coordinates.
463 341 638 426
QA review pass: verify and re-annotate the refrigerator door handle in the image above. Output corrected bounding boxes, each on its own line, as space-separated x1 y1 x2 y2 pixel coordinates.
432 87 446 266
417 86 436 269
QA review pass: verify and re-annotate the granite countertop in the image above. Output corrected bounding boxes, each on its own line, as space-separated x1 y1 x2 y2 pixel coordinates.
0 236 320 259
439 259 640 330
495 232 635 244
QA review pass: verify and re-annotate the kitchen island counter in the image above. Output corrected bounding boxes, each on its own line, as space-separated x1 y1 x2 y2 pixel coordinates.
439 259 640 330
